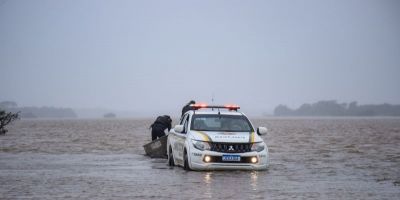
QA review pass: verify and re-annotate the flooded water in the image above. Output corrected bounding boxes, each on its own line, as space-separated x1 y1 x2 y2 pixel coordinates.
1 118 399 199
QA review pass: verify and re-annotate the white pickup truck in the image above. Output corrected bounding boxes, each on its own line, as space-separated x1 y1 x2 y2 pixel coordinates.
167 104 269 170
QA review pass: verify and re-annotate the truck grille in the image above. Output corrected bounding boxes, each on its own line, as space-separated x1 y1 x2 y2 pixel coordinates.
210 143 252 153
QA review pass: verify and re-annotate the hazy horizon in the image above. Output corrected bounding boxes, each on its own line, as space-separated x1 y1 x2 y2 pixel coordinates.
1 0 400 117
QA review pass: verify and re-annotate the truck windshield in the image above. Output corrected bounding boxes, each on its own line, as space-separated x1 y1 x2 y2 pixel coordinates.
191 114 254 132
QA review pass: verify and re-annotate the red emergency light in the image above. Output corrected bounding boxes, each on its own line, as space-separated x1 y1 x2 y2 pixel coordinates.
224 104 240 110
190 103 240 111
191 103 208 109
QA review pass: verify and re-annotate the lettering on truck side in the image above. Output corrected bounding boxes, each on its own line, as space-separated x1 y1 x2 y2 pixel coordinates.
192 153 202 157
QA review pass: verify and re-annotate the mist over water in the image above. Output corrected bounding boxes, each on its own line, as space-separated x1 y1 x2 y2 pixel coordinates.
1 118 399 199
1 0 400 115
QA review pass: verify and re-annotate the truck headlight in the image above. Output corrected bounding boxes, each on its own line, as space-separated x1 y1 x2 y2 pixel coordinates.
251 142 265 152
192 140 211 151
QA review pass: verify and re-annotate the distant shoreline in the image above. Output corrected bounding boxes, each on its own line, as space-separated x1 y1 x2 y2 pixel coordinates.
274 100 400 117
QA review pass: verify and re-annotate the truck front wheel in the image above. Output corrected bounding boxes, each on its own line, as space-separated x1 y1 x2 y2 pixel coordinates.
183 148 191 171
168 146 175 166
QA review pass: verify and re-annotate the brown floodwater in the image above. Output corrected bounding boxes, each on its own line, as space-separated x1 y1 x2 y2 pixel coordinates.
1 118 399 199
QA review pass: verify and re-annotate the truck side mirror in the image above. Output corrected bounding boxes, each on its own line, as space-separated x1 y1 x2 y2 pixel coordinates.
257 127 268 135
174 125 184 133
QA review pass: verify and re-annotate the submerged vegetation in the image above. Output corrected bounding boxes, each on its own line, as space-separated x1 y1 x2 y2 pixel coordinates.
0 109 19 135
274 100 400 116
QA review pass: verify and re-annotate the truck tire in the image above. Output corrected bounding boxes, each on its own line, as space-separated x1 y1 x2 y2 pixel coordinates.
168 147 175 166
183 148 191 171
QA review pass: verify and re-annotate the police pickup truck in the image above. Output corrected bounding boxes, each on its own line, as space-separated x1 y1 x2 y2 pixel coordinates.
167 104 269 170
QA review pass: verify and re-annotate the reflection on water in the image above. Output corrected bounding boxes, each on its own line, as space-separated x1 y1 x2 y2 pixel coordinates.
203 172 212 184
250 171 258 191
0 118 399 199
198 170 265 199
203 172 213 198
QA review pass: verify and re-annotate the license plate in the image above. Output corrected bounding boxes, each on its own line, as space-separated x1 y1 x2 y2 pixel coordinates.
222 155 241 162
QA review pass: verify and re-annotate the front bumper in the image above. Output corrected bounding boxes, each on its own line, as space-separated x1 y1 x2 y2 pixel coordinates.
188 147 269 171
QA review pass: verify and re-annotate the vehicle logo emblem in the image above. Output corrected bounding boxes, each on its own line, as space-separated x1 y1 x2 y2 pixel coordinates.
228 145 234 151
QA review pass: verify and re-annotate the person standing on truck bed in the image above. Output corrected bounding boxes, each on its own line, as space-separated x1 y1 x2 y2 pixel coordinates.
150 115 172 141
181 100 195 117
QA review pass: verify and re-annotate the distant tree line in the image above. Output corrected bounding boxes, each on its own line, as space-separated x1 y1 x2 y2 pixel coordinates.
274 100 400 116
103 113 116 118
0 101 77 118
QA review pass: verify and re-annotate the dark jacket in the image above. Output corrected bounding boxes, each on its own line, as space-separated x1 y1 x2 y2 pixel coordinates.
150 115 172 131
181 104 194 116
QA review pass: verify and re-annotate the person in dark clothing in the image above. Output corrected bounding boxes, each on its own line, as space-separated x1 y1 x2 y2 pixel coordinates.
150 115 172 141
181 100 196 117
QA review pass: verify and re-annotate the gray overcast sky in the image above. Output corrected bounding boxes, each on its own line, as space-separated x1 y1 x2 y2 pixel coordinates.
1 0 400 116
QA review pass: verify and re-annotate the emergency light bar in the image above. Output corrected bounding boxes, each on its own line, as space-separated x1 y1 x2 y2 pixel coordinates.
190 103 240 111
